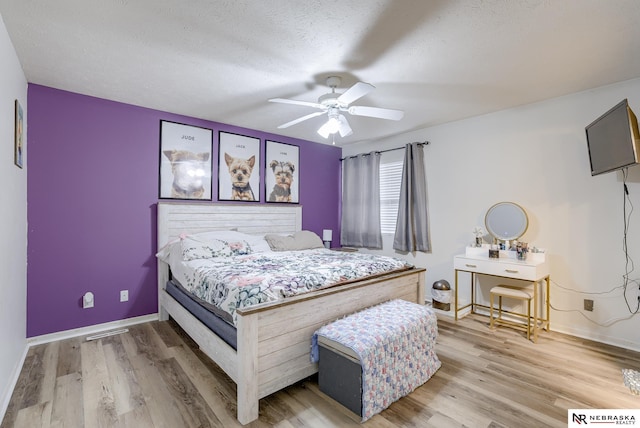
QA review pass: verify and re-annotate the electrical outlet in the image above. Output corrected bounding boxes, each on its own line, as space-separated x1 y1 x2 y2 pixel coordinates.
120 290 129 302
83 292 94 309
584 299 594 312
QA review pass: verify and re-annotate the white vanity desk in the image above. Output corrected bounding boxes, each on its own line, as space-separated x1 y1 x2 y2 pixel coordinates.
453 253 550 340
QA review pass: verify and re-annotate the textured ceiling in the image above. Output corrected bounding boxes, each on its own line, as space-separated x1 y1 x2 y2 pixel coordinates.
2 0 640 146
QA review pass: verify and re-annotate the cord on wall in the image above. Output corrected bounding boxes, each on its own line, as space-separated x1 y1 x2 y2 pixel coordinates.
550 278 639 327
621 168 639 314
550 171 639 323
550 302 636 328
551 279 632 295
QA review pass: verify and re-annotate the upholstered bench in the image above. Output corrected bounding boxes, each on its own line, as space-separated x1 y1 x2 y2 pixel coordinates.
490 285 535 341
311 299 441 422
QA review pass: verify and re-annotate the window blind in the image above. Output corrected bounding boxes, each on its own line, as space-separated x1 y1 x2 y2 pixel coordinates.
379 160 403 234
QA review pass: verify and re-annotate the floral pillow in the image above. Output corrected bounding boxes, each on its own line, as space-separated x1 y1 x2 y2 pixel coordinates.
181 236 254 260
224 240 253 256
181 236 232 261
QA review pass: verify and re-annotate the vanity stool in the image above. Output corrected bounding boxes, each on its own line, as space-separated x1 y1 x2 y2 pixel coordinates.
489 285 535 341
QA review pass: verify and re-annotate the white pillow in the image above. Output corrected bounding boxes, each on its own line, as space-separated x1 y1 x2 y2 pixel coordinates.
264 234 295 251
156 240 180 262
264 230 324 251
292 230 324 249
248 238 272 253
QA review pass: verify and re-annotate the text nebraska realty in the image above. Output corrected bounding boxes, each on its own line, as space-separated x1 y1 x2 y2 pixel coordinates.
575 414 636 425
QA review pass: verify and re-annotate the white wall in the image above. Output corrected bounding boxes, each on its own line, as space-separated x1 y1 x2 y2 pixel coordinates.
0 12 28 419
343 78 640 351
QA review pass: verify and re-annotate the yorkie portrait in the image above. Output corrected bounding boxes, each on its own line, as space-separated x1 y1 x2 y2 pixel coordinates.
224 153 256 201
268 160 295 202
163 149 210 199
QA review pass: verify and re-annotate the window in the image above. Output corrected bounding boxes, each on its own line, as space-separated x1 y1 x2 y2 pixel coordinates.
379 160 403 234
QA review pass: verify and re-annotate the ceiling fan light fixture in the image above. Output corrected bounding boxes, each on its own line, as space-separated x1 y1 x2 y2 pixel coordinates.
318 109 341 138
317 117 339 138
337 114 353 137
318 114 352 139
317 128 330 138
326 116 340 132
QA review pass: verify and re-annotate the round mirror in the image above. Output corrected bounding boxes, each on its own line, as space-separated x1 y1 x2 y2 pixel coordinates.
485 202 528 241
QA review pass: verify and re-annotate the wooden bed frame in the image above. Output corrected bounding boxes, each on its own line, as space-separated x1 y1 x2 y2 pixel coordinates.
156 202 426 424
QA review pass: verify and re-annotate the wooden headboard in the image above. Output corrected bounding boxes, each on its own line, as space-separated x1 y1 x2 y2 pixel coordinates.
157 202 303 248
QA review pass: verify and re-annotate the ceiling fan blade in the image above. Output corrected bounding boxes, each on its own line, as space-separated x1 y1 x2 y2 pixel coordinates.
338 115 353 137
277 111 325 129
337 82 375 105
348 105 404 121
269 98 324 109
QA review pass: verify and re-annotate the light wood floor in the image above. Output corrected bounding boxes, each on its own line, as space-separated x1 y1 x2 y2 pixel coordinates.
2 314 639 428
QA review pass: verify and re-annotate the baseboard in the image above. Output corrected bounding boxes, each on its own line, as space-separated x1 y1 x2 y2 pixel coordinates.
429 300 639 352
27 313 159 346
550 322 640 353
0 344 29 424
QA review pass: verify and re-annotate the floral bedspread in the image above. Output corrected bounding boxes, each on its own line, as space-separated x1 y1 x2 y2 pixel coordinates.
311 299 441 422
178 249 412 325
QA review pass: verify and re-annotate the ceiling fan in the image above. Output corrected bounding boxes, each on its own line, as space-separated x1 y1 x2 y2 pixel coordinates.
269 76 404 139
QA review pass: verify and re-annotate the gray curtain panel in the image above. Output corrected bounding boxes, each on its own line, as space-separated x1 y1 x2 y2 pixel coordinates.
393 143 431 252
341 152 383 249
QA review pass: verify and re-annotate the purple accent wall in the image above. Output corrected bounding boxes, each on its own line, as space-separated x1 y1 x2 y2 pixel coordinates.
27 84 342 337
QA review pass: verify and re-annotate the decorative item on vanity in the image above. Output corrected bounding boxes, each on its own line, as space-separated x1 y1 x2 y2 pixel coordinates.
489 245 500 259
322 229 333 248
431 280 451 311
472 226 485 247
516 241 528 260
527 246 546 262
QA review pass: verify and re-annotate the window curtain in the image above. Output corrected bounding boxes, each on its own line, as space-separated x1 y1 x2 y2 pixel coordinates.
393 143 431 252
341 152 383 249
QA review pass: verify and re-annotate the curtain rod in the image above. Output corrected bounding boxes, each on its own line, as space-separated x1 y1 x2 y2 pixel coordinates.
339 141 429 161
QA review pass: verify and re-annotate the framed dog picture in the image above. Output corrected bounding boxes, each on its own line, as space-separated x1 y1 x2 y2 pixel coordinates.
14 100 24 169
218 132 261 202
265 140 299 204
159 120 213 200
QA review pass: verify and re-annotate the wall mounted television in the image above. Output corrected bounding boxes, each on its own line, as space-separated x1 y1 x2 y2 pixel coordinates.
586 99 640 176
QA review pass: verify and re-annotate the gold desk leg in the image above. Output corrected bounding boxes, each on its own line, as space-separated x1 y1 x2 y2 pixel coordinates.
533 280 538 343
470 272 474 315
546 275 551 331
